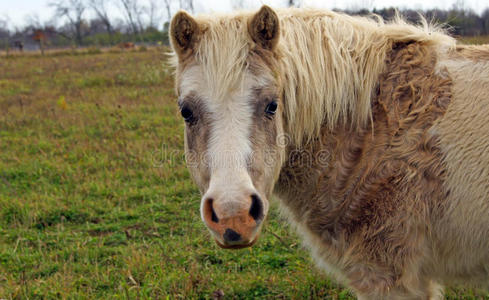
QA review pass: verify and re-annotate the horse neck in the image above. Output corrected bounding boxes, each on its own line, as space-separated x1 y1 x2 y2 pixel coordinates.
274 41 451 239
277 122 366 200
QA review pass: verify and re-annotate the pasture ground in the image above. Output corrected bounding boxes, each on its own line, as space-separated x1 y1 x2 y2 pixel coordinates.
459 35 489 45
0 48 488 299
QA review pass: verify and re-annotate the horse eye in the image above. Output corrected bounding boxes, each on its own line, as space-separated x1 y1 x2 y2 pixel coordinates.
180 106 194 122
265 100 278 116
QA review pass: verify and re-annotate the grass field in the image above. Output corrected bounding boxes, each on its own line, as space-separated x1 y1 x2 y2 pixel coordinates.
0 48 488 299
458 35 489 45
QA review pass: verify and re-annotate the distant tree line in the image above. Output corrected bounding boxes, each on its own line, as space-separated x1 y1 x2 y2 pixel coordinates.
0 0 195 51
0 0 488 52
345 6 489 37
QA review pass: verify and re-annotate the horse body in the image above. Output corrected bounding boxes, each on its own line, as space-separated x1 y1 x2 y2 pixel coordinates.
275 43 489 298
170 6 489 299
430 47 489 285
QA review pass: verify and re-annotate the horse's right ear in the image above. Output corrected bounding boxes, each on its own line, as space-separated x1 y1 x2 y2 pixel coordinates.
170 11 200 60
248 5 280 50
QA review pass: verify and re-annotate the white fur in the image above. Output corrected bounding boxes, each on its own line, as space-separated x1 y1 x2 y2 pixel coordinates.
179 65 264 220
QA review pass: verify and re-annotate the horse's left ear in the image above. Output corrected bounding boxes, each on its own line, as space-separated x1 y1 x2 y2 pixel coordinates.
248 5 280 50
170 11 200 60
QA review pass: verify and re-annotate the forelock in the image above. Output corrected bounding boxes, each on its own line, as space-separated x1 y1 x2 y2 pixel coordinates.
194 14 254 101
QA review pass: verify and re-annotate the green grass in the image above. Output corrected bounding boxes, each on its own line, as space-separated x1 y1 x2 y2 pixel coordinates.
0 49 487 299
0 49 346 299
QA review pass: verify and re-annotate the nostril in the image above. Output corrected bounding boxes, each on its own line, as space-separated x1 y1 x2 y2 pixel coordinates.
249 194 264 222
204 198 219 223
223 228 241 242
211 206 219 223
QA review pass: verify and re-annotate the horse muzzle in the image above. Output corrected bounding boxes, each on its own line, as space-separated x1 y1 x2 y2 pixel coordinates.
202 194 265 249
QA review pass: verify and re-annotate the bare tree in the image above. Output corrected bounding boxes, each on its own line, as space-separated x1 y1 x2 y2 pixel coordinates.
0 14 11 34
162 0 192 21
0 17 7 31
25 14 45 53
0 15 11 55
453 0 467 12
482 8 489 35
119 0 145 35
179 0 194 13
163 0 172 21
88 0 114 38
49 0 87 46
147 0 161 29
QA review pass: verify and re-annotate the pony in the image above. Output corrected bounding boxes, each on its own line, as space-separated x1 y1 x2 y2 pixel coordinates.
169 5 489 299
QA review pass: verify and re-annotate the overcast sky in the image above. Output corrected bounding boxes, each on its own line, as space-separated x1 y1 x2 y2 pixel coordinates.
0 0 487 30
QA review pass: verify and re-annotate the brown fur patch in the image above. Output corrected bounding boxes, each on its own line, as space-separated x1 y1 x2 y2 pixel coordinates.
276 41 452 297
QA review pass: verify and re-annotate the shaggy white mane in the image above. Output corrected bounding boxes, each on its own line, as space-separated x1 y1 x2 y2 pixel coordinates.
170 7 456 145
